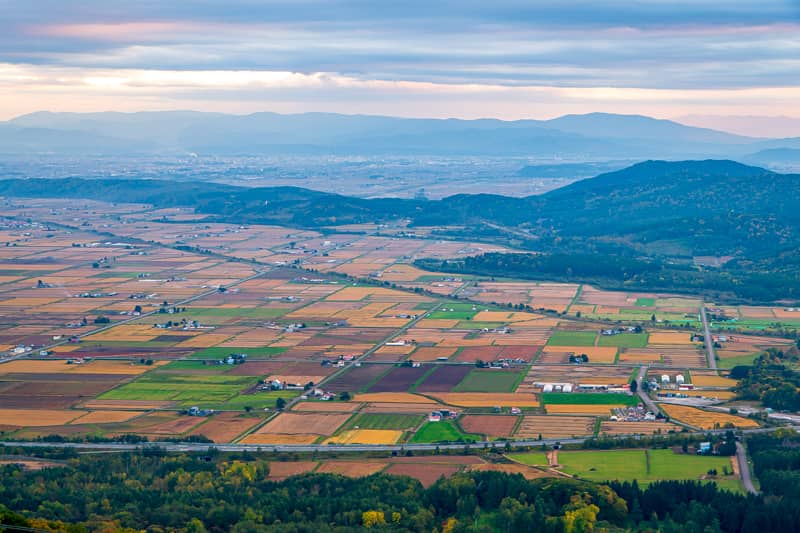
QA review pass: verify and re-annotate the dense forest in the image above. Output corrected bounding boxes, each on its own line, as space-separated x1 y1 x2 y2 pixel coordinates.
733 347 800 410
0 448 799 532
2 160 800 301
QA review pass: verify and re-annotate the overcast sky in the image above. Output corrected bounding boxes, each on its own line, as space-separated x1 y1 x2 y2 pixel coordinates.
1 1 799 134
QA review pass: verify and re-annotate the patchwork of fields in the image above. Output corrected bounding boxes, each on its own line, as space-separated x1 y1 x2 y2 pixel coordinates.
0 198 782 451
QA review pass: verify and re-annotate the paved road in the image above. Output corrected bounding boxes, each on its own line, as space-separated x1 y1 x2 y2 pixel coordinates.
700 306 718 370
2 425 794 454
736 441 758 494
635 366 660 414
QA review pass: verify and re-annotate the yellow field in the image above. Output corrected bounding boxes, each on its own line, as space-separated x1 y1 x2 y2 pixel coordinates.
71 410 144 424
239 433 319 444
431 393 539 407
542 345 618 363
691 374 737 387
660 404 758 429
618 352 662 363
175 333 232 348
545 404 623 415
85 324 160 342
648 331 694 344
0 409 86 426
353 393 437 404
324 429 403 445
0 359 166 375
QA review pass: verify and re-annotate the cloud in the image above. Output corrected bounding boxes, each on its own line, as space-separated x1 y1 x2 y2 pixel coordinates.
0 1 798 119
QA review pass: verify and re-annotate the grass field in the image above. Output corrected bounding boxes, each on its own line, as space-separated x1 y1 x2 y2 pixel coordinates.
541 393 639 406
453 370 523 393
189 346 288 359
557 449 738 488
410 420 480 443
427 303 479 320
597 333 649 348
546 331 597 347
508 452 550 466
341 413 424 431
717 353 759 369
635 298 656 307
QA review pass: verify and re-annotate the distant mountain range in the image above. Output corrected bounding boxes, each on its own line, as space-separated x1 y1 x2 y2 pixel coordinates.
3 111 799 159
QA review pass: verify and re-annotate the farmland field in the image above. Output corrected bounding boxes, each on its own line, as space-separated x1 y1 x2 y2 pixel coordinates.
546 331 597 346
410 420 480 443
452 369 523 393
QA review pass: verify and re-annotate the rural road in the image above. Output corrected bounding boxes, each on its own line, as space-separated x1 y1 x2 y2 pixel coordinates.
736 441 758 494
700 306 718 370
635 366 660 414
2 425 795 455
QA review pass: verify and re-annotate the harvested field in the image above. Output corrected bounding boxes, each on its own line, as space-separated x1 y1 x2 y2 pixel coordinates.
267 461 319 480
459 415 518 437
292 402 363 412
257 413 349 436
324 365 389 393
70 410 143 424
453 346 503 362
0 408 85 426
368 366 429 393
316 461 387 477
514 415 595 439
189 413 263 443
411 347 457 361
541 345 617 364
690 374 737 387
660 404 759 429
385 463 462 486
648 332 695 344
325 429 403 444
362 403 436 414
599 421 679 436
353 393 437 404
431 393 539 407
415 365 472 393
545 404 620 415
240 433 318 445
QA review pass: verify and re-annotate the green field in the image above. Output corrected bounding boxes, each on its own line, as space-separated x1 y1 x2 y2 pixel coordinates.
341 413 424 431
454 370 523 393
509 452 550 466
456 321 506 329
428 303 480 320
96 371 298 410
557 449 738 488
410 420 480 443
718 353 760 369
597 333 649 348
546 331 598 347
635 297 656 307
542 393 639 406
189 346 288 359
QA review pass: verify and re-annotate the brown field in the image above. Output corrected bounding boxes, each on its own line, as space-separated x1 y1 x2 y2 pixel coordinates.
0 408 85 426
353 393 437 404
189 413 263 443
545 404 621 415
292 402 363 412
316 461 388 477
660 404 759 429
599 421 679 436
385 463 462 486
240 433 319 445
431 393 539 408
469 463 552 480
70 410 144 424
324 429 403 444
256 413 349 436
267 461 319 479
411 346 457 361
459 415 518 437
618 352 662 363
514 415 595 439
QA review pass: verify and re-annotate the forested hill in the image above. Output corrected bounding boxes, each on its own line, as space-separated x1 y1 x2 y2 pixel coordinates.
2 160 800 300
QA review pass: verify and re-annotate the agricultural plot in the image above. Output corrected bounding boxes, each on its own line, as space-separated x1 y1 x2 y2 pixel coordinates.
339 413 424 431
459 415 518 438
514 415 595 439
546 331 597 347
415 365 472 392
659 404 759 429
410 420 480 443
554 449 739 489
452 369 523 393
599 421 679 436
368 366 429 393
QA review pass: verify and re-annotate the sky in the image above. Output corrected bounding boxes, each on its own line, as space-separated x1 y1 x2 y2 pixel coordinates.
1 0 799 135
